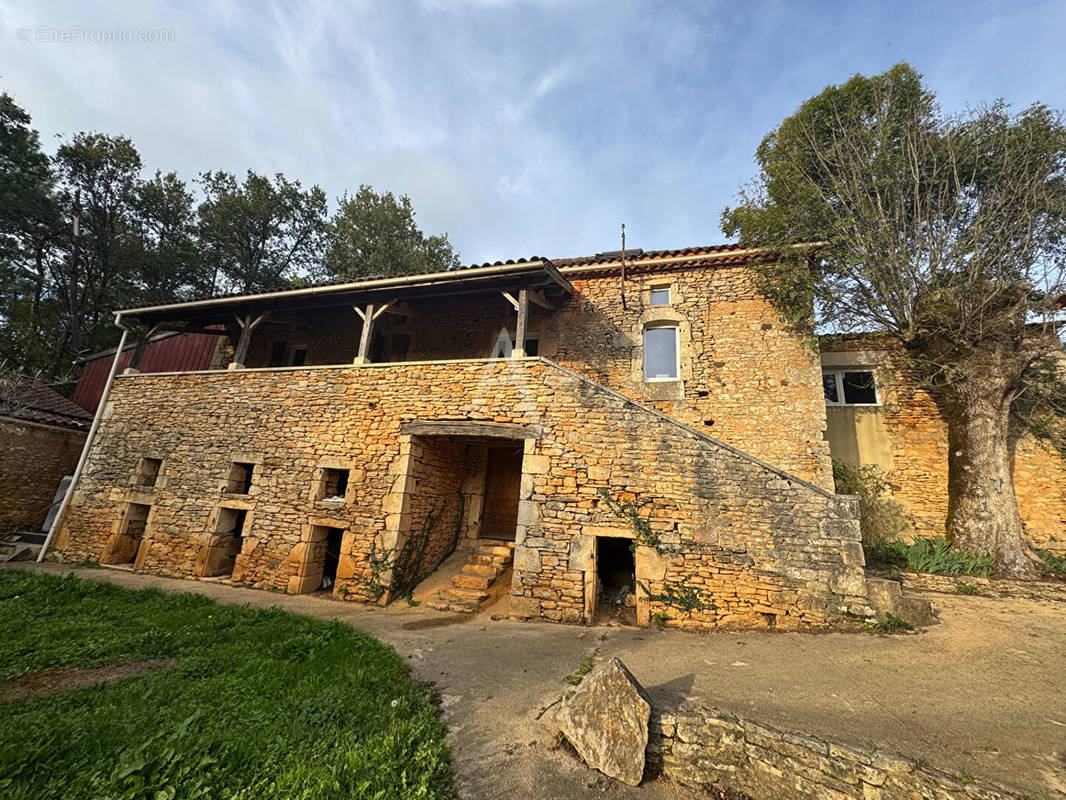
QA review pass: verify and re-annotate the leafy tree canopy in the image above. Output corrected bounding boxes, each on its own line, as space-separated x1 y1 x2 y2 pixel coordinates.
723 63 1066 576
324 185 460 280
197 170 329 294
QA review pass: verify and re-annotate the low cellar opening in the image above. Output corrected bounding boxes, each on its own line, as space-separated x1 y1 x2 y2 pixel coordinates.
211 507 247 578
319 527 344 591
596 536 636 626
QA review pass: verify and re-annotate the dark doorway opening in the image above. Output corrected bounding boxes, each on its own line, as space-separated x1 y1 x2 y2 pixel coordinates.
481 443 523 541
596 536 636 626
320 527 344 590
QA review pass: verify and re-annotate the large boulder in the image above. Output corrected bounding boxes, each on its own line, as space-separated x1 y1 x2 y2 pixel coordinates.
555 657 652 786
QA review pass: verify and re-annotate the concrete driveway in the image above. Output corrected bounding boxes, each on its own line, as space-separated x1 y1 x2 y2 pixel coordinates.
7 562 1065 799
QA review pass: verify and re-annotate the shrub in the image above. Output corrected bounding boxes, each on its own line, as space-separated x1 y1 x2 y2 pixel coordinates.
867 537 994 577
832 461 908 548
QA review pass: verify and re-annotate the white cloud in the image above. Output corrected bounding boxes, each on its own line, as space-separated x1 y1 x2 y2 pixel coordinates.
2 0 1065 264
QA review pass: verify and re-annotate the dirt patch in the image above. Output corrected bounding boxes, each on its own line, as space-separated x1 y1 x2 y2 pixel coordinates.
2 658 177 704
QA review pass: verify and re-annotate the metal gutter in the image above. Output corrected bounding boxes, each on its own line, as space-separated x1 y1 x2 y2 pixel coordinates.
38 315 130 562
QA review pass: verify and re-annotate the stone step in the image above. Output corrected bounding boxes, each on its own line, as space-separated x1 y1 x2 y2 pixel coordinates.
463 563 500 578
453 572 493 591
477 544 515 559
471 553 503 566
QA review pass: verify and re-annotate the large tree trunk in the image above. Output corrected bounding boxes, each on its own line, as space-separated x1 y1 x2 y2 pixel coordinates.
940 367 1039 579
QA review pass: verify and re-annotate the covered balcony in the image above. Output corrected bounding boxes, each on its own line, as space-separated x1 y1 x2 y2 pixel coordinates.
118 259 575 373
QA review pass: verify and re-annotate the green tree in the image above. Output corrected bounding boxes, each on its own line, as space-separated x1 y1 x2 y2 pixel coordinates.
50 132 143 372
0 92 61 375
197 170 328 293
128 171 209 305
324 185 459 280
722 63 1066 578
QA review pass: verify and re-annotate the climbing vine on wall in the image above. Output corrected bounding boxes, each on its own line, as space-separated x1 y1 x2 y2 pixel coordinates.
636 577 716 615
598 487 718 618
361 500 446 601
597 487 661 552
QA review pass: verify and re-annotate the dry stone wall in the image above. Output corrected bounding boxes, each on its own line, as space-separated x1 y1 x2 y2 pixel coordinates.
235 263 834 490
53 358 865 629
651 700 1020 799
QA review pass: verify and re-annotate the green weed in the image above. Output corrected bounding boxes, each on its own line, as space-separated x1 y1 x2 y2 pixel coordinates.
863 612 913 634
565 656 596 686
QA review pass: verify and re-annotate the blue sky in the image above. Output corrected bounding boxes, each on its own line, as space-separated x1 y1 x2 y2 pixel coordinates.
3 0 1065 264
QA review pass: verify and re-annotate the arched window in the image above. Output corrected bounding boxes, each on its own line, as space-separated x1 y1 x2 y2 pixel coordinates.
643 325 679 381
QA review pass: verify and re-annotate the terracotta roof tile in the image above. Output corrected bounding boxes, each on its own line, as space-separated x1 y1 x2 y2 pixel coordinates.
2 377 93 431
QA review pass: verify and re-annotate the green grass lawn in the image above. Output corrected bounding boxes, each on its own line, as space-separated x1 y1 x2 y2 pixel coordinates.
0 570 452 800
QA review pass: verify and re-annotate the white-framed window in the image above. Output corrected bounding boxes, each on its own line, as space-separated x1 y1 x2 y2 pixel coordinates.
643 325 679 381
649 286 671 306
823 369 878 406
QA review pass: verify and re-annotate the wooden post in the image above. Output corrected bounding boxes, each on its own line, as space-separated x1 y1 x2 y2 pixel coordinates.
230 312 267 369
512 288 529 358
353 303 376 364
125 324 158 374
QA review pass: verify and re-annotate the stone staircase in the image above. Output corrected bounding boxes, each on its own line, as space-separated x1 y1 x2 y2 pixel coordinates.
431 539 515 613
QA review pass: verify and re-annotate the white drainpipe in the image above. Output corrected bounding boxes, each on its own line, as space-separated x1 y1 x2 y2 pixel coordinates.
37 315 130 562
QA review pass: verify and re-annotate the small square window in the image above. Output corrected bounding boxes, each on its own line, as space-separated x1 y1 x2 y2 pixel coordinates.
226 462 255 494
649 287 671 306
136 458 162 487
318 468 350 502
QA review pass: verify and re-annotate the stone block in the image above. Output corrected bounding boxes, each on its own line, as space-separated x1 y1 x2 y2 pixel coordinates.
568 535 594 571
509 594 540 618
513 545 541 572
898 594 934 628
523 454 550 474
554 657 652 786
634 546 670 582
865 577 902 618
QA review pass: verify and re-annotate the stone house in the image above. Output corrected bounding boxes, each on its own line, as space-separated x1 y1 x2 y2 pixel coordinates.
821 334 1066 554
0 378 92 532
47 244 1054 628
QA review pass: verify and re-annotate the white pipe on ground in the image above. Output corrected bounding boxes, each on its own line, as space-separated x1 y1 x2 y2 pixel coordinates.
37 316 130 562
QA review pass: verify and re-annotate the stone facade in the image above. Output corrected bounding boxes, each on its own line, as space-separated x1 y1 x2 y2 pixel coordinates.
651 699 1019 799
821 334 1066 553
0 418 86 531
237 261 834 488
52 357 867 628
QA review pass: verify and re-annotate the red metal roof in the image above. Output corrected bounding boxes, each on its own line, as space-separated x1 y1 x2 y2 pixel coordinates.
72 332 220 413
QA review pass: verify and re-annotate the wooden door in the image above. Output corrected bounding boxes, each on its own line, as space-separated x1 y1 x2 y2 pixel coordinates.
480 444 523 541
